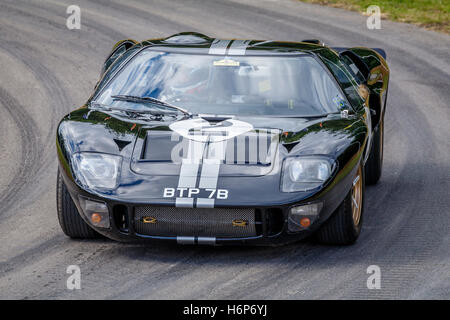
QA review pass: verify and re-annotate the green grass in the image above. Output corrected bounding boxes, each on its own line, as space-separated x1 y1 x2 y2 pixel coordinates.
299 0 450 33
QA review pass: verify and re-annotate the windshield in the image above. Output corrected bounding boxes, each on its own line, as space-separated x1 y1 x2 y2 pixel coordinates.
95 50 349 116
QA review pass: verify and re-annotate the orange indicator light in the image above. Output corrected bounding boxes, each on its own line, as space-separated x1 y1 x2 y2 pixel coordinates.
91 213 102 224
300 217 311 228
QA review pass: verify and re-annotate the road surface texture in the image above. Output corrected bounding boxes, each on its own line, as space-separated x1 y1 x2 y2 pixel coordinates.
0 0 449 299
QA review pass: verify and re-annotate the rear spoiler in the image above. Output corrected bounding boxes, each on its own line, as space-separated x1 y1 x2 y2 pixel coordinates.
331 47 386 59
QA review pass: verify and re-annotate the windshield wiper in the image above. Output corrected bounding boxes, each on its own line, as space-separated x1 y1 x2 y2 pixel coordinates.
275 111 342 119
90 101 181 117
111 95 192 117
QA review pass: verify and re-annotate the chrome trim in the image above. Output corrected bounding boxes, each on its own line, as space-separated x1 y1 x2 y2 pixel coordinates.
177 236 195 244
197 237 216 245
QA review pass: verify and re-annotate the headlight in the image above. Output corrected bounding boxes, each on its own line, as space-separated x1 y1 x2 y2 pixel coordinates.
71 153 122 190
281 156 335 192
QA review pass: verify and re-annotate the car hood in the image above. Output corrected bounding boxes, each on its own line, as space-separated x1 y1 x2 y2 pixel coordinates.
59 108 365 178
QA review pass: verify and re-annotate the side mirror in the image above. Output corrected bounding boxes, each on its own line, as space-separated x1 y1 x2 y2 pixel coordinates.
101 39 138 75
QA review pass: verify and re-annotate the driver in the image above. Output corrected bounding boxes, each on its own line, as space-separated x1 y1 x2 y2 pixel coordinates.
163 65 208 101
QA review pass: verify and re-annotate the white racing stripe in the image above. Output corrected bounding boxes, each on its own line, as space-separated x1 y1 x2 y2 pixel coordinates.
179 139 227 208
208 39 231 55
176 236 195 244
208 39 251 56
228 40 251 55
177 160 200 188
197 237 216 245
175 139 206 207
196 198 214 208
177 139 205 188
173 118 254 208
175 197 194 208
198 159 221 189
199 140 227 189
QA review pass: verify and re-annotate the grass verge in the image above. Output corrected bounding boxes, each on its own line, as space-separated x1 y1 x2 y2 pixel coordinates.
299 0 449 33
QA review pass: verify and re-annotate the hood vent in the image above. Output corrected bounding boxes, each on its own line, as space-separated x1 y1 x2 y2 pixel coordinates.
141 129 277 166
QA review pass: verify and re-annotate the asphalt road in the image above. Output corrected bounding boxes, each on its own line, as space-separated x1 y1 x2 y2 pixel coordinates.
0 0 449 299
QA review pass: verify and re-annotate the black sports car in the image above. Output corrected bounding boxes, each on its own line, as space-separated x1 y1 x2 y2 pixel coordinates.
56 32 389 245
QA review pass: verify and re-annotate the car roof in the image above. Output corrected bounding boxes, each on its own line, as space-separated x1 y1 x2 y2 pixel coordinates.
137 32 331 56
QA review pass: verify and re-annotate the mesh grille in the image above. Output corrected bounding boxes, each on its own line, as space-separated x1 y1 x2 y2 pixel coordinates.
134 206 256 238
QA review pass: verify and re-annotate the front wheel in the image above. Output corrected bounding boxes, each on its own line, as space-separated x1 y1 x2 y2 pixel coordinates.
56 169 100 239
315 163 365 245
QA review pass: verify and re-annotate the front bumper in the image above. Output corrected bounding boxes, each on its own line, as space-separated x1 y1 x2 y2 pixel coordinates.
59 162 354 246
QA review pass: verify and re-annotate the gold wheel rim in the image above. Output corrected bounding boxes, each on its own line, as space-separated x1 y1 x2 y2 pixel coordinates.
351 166 363 226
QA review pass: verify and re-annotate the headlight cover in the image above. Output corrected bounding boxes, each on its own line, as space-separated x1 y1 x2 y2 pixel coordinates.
71 152 122 190
281 156 335 192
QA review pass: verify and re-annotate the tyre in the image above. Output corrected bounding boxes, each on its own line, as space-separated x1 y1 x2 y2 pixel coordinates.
56 169 99 239
365 118 384 185
316 163 365 245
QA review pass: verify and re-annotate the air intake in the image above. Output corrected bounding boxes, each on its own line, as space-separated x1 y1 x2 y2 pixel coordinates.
134 206 257 238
